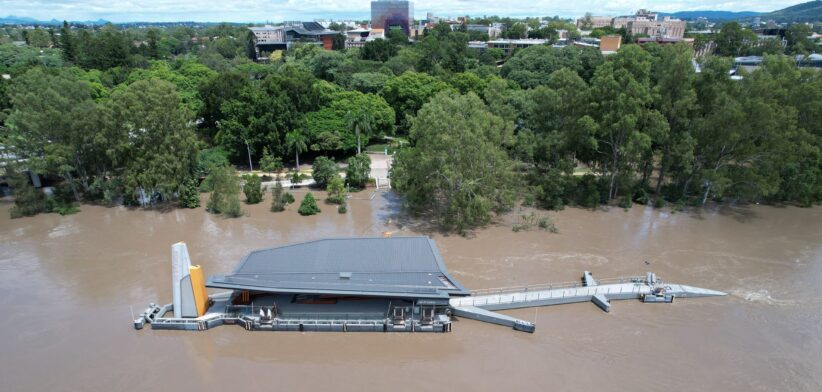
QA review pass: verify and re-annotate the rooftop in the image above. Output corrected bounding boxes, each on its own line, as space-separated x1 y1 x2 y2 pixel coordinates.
488 39 549 45
207 237 469 299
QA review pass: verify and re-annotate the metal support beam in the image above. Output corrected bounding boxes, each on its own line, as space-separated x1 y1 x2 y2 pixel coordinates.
451 306 535 333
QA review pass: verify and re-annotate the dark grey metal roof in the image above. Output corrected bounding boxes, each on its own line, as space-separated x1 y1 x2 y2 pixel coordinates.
207 237 469 299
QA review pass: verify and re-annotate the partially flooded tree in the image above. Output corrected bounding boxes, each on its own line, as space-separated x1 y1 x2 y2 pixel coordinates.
391 91 516 232
7 169 47 218
326 175 346 205
206 165 243 217
105 78 198 205
270 181 286 212
345 153 371 190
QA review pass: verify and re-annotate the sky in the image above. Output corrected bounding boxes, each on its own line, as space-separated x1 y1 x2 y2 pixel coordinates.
0 0 804 23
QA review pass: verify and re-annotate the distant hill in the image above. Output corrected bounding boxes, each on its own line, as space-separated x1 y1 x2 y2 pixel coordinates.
0 16 246 27
757 0 822 23
0 15 110 26
660 11 762 21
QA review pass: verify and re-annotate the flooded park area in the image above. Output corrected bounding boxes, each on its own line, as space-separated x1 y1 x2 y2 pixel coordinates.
1 190 821 391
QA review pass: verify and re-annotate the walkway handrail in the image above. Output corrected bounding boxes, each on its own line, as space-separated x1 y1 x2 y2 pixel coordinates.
468 276 646 296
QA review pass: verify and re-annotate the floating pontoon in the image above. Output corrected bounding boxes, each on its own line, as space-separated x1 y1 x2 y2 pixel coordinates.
133 238 726 333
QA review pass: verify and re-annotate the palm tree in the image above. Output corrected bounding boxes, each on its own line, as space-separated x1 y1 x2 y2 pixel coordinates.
285 129 308 171
346 110 373 155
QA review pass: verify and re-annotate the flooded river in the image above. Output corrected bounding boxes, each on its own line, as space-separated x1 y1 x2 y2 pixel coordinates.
1 190 821 391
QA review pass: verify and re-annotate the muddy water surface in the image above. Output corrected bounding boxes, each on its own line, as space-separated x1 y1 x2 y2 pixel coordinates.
1 191 821 391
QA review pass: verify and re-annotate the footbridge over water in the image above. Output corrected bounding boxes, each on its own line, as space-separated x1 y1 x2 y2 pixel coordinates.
449 272 727 333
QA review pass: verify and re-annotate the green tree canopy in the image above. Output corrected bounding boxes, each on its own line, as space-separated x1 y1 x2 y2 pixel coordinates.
381 71 451 133
714 22 758 57
304 89 394 153
586 45 663 200
3 67 104 199
361 39 398 62
345 153 371 190
216 80 300 167
501 45 603 88
104 78 198 203
311 156 338 189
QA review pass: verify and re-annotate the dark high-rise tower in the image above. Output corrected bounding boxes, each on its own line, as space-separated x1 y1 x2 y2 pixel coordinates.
371 0 414 36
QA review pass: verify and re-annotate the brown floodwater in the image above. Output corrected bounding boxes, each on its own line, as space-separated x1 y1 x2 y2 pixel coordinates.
1 190 821 391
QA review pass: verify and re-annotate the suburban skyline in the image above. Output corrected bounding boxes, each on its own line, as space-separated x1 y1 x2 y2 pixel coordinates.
0 0 804 23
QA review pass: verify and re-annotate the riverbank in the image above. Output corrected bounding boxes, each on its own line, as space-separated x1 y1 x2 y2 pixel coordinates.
1 192 820 391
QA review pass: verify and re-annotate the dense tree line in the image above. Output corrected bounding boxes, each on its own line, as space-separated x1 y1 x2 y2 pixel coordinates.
695 22 820 57
1 21 820 231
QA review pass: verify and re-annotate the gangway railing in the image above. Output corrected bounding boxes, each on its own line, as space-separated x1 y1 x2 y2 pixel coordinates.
277 312 388 321
469 276 646 296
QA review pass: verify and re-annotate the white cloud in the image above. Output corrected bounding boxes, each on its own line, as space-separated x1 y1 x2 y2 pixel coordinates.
0 0 803 22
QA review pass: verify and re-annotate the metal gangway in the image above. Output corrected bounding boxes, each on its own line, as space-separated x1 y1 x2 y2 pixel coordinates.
449 271 727 333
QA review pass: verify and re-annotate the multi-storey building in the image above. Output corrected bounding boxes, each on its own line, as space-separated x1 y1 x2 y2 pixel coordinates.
576 16 614 29
371 0 414 37
577 9 686 39
249 22 339 59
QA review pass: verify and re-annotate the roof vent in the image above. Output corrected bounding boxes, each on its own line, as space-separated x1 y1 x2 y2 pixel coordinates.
339 272 352 280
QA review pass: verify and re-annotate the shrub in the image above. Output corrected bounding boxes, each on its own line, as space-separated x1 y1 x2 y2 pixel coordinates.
290 170 302 185
311 156 338 189
49 203 80 215
338 203 347 214
259 147 283 175
298 192 321 216
242 174 263 204
534 169 569 210
223 195 244 217
8 171 47 218
326 175 346 205
512 212 558 233
87 176 124 205
618 195 633 209
178 178 200 208
283 192 295 204
633 188 650 205
537 216 558 233
46 183 80 215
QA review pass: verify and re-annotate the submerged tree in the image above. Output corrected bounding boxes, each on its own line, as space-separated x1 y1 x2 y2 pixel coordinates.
650 43 698 197
206 165 243 217
105 78 198 204
586 45 662 200
326 175 346 205
345 153 371 190
311 156 338 189
270 181 287 212
7 170 48 218
392 91 516 232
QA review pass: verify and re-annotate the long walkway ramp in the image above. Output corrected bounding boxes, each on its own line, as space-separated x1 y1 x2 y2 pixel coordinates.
449 272 726 333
